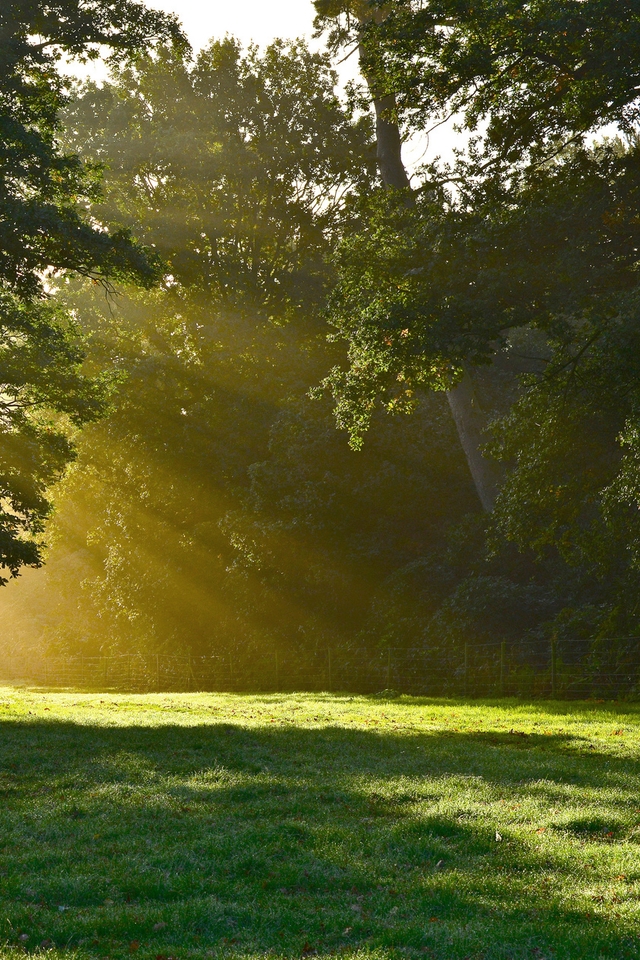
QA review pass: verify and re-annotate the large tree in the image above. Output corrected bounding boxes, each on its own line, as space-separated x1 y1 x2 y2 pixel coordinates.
313 1 640 506
0 0 182 581
314 0 508 510
315 0 640 175
308 1 640 644
1 37 385 654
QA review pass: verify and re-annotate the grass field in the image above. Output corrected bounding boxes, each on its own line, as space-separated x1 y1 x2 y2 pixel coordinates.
1 691 639 960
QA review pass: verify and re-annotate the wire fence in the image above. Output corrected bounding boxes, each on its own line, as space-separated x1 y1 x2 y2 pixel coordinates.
2 636 640 698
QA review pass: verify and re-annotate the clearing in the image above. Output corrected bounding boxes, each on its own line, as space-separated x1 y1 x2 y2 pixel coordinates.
0 690 639 959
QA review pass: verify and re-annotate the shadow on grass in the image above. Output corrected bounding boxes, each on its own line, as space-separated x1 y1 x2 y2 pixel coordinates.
0 717 639 959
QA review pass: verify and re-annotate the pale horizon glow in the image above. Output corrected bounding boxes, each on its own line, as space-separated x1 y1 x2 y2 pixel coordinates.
148 0 318 51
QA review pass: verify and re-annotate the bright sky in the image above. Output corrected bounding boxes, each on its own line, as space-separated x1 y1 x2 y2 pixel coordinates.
148 0 318 50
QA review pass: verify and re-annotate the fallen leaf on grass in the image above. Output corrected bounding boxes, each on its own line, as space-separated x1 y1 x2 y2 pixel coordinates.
129 941 140 953
495 831 503 841
153 922 167 931
536 828 546 834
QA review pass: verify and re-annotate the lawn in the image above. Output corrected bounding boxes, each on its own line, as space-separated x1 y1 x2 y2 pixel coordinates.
0 690 639 960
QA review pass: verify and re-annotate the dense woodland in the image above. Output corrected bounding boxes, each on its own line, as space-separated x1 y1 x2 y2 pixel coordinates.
3 0 640 666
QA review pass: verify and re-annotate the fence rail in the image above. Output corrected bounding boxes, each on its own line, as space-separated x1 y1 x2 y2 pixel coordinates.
2 636 640 699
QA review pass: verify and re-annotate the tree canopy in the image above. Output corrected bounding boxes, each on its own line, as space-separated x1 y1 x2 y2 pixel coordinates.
4 0 640 661
308 0 640 642
0 0 182 581
0 37 474 656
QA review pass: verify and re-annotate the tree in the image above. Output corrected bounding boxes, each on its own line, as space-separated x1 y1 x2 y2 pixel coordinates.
313 0 507 510
315 0 640 175
383 1 640 170
312 1 640 507
0 37 480 661
63 38 374 313
0 0 182 581
306 1 640 646
0 38 385 655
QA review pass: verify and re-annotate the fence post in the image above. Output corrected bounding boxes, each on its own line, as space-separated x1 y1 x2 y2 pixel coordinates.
500 641 506 698
551 634 557 699
464 643 469 697
386 649 392 689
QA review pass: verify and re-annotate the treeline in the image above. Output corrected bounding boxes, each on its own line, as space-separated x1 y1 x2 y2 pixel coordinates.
3 1 640 663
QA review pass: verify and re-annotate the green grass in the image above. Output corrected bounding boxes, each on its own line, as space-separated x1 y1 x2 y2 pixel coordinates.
1 691 640 960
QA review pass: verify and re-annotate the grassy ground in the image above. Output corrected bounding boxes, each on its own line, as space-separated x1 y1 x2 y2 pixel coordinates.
0 691 639 960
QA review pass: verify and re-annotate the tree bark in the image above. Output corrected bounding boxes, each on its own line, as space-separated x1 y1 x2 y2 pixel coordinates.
372 93 412 190
445 370 499 512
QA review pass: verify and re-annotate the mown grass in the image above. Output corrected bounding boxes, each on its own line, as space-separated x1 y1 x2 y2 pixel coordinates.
0 690 639 960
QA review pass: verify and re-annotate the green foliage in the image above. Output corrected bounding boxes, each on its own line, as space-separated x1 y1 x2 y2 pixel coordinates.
0 38 481 659
64 38 374 311
0 293 110 583
0 0 181 580
485 288 640 639
321 140 640 440
220 391 475 655
315 0 640 171
1 0 182 295
7 0 640 657
308 1 640 647
0 38 476 659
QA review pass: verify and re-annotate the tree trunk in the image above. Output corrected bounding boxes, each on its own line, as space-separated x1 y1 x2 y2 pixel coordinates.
372 93 412 190
445 370 499 512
